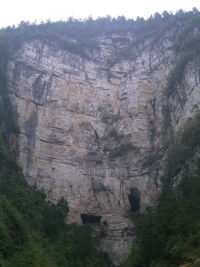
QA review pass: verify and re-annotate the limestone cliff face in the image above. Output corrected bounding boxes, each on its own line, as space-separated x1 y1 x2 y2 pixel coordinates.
7 31 200 265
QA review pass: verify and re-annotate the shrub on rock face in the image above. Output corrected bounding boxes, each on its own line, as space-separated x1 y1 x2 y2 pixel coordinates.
109 143 139 158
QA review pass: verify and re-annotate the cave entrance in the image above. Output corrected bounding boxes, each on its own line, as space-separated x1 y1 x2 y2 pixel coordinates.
81 213 102 224
128 188 140 212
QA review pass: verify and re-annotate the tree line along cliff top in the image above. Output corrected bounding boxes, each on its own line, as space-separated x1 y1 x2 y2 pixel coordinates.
0 8 200 57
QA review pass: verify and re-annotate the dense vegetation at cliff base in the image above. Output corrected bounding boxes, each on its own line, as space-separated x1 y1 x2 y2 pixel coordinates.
0 139 111 267
126 113 200 267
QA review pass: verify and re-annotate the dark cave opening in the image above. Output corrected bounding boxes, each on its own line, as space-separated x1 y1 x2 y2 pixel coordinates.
103 220 108 226
128 188 140 212
81 213 102 224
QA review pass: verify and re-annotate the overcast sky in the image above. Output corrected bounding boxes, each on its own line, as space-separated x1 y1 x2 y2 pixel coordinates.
1 0 200 28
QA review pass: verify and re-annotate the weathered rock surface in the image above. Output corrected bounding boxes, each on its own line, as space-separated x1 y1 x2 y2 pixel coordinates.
7 32 200 265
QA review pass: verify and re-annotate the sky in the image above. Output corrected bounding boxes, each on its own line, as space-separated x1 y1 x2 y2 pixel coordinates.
1 0 200 28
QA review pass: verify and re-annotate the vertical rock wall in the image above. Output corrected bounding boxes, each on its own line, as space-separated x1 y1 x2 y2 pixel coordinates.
7 32 200 265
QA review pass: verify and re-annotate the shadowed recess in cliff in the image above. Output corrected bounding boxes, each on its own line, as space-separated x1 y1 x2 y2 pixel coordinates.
81 213 102 224
128 188 140 212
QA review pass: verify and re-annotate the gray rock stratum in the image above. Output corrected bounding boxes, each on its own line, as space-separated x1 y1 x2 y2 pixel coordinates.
7 31 200 265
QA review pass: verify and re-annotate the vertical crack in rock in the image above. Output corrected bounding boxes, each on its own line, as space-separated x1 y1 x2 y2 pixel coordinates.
32 73 51 105
24 110 38 170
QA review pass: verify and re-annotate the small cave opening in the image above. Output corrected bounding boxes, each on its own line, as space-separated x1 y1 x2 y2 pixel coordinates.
103 220 108 226
81 213 102 224
128 188 140 212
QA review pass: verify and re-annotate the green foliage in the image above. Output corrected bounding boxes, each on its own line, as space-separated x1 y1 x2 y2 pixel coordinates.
0 8 198 62
109 143 139 158
0 44 19 141
166 54 192 96
0 138 111 266
108 128 124 141
126 113 200 267
126 174 200 267
101 112 120 124
167 14 200 96
163 113 200 185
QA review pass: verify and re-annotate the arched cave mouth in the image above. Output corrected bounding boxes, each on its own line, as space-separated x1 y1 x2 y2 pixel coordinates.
128 188 140 212
81 213 102 224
